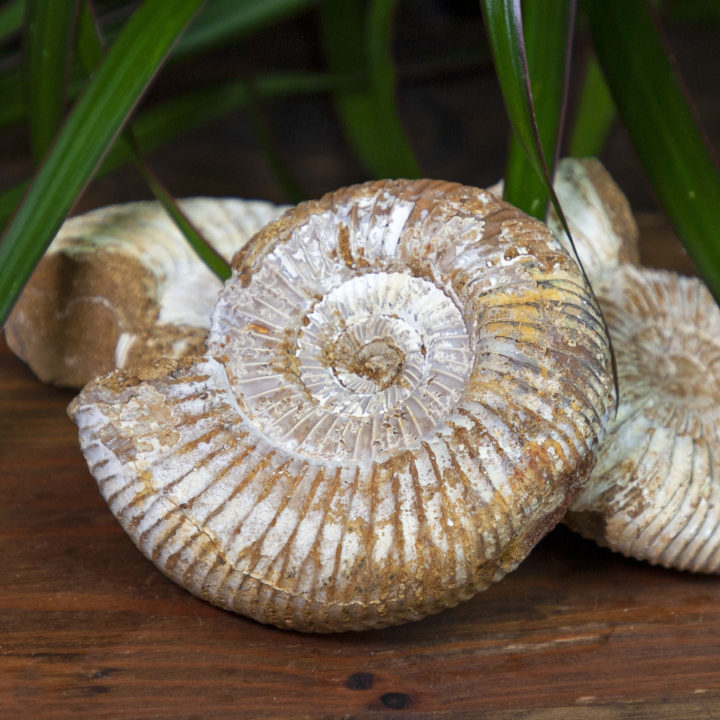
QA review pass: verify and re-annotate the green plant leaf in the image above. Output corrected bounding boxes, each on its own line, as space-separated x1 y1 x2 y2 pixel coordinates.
320 0 420 178
481 0 541 178
76 0 232 280
0 0 24 45
23 0 79 161
0 0 206 326
500 0 574 219
585 0 720 301
75 0 105 67
568 53 615 158
134 157 231 280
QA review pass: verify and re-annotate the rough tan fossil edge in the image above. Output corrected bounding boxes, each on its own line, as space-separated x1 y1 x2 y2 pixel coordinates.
5 197 288 388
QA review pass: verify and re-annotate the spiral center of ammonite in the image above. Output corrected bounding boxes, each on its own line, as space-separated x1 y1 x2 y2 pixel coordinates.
658 353 707 398
622 323 720 435
334 336 405 391
222 269 473 461
314 310 425 412
296 272 468 426
629 324 720 404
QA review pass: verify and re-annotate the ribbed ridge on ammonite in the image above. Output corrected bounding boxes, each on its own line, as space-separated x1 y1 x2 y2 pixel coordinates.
566 265 720 572
6 197 287 388
69 179 615 632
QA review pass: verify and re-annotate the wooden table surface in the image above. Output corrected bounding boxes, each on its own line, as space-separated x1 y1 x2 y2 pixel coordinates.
2 220 719 720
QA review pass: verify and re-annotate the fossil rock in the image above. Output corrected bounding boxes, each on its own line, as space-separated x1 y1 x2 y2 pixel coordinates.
5 197 287 388
69 179 615 632
488 157 639 279
566 265 720 572
546 157 639 278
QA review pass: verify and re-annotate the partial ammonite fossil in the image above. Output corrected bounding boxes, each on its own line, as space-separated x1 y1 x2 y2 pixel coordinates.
69 179 615 632
546 157 639 278
4 197 287 388
487 158 639 279
566 265 720 572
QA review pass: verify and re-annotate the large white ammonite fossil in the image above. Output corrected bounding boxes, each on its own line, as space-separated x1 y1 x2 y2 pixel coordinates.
566 265 720 572
5 197 286 388
69 179 616 632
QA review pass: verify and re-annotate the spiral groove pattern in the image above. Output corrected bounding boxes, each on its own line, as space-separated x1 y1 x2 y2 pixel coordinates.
70 179 615 631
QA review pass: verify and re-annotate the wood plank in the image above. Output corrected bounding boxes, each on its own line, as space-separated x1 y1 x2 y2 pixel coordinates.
2 221 720 719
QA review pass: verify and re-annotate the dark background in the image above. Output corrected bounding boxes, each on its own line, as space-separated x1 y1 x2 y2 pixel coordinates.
2 0 719 230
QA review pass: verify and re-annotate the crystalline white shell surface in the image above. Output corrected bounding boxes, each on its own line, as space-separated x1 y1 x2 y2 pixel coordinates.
69 179 616 632
5 197 288 388
566 265 720 572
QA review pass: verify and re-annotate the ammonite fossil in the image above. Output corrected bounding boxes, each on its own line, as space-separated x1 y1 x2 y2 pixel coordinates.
545 158 639 278
566 265 720 572
5 197 287 388
487 158 639 279
69 179 616 632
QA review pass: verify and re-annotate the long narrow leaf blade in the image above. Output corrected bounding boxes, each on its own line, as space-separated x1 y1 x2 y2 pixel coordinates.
0 0 206 325
75 0 105 67
76 0 231 280
23 0 79 161
135 159 231 280
480 0 541 176
0 0 24 45
502 0 573 218
568 54 615 158
320 0 420 178
585 0 720 301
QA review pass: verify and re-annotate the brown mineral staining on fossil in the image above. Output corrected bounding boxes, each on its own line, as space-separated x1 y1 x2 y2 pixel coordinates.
69 179 615 632
5 197 287 388
566 265 720 572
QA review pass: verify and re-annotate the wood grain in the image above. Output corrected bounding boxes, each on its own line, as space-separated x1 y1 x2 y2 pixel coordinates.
1 220 720 719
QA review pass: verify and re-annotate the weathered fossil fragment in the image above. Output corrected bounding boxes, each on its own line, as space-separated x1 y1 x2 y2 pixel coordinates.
5 197 287 387
488 157 639 279
566 265 720 573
